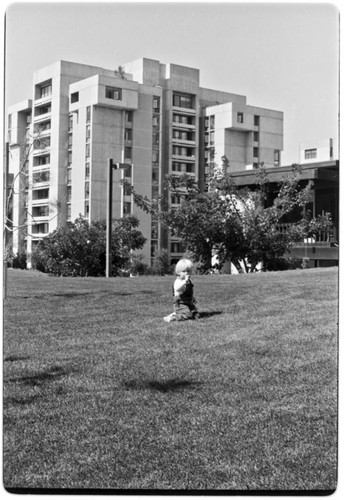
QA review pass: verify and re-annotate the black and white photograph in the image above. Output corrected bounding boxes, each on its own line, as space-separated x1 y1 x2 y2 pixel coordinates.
2 0 340 495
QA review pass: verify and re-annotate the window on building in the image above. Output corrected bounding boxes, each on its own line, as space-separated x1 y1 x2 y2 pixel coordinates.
274 150 280 166
86 106 91 123
254 115 260 126
171 194 181 204
124 128 132 141
173 92 194 109
237 112 244 124
68 152 73 166
68 134 73 148
33 136 51 150
85 143 90 159
123 202 131 215
67 168 72 184
171 242 183 253
151 226 158 239
34 104 51 117
173 113 195 126
123 184 132 197
172 162 182 172
40 83 52 99
32 170 50 183
254 131 259 142
67 204 72 220
105 86 122 100
151 244 158 258
124 147 132 160
67 186 72 202
153 97 160 111
86 124 91 140
32 188 49 200
210 115 215 128
152 131 159 145
125 111 133 123
84 201 89 218
305 148 317 159
173 146 195 157
33 122 44 134
85 182 89 199
33 154 50 167
71 92 79 103
32 205 49 217
32 223 49 234
34 120 51 134
253 147 259 159
85 162 90 180
123 165 132 177
152 116 159 128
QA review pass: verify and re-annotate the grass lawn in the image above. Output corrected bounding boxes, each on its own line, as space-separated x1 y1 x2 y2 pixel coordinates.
3 267 338 492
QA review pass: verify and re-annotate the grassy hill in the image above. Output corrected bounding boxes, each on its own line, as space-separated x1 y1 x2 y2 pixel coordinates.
3 267 338 492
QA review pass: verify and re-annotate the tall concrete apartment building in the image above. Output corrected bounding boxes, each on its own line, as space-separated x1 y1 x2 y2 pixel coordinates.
7 58 283 266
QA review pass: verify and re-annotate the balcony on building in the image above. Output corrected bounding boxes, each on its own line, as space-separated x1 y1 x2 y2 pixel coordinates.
33 103 52 122
32 187 49 205
33 153 51 170
172 92 196 115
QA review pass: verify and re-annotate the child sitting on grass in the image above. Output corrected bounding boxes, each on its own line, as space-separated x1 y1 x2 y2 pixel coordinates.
163 258 199 323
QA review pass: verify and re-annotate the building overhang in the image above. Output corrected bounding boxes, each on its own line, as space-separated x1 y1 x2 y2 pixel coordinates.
231 160 339 187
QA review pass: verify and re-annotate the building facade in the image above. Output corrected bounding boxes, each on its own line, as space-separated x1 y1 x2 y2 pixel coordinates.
7 58 284 266
299 138 334 164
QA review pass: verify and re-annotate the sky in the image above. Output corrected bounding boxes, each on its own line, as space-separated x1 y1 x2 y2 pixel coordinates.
2 0 340 166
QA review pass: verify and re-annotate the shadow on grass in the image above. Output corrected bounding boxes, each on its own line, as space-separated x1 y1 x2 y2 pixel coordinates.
198 310 223 319
4 355 30 362
5 394 42 406
8 365 70 387
18 290 157 299
19 292 96 299
123 378 203 393
53 291 156 297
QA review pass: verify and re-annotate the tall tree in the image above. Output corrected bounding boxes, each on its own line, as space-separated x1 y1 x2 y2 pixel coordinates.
4 124 64 258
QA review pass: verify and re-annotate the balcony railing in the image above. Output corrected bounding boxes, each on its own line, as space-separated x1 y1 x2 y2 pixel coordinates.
276 223 337 245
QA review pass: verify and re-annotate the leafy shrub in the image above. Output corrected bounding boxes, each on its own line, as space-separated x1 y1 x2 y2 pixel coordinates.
265 256 303 271
151 249 173 275
6 250 27 269
129 254 151 276
31 216 146 277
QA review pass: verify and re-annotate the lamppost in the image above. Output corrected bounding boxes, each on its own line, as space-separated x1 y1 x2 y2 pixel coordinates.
106 158 130 277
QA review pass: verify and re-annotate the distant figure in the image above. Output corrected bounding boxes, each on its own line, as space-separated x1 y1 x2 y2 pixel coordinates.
163 258 199 323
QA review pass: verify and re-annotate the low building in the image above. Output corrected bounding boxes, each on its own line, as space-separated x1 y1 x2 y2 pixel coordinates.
231 159 339 268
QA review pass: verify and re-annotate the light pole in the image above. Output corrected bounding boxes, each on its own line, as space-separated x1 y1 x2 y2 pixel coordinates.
106 159 130 277
3 143 9 298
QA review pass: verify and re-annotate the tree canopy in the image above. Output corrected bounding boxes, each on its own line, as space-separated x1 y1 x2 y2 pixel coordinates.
32 216 146 276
